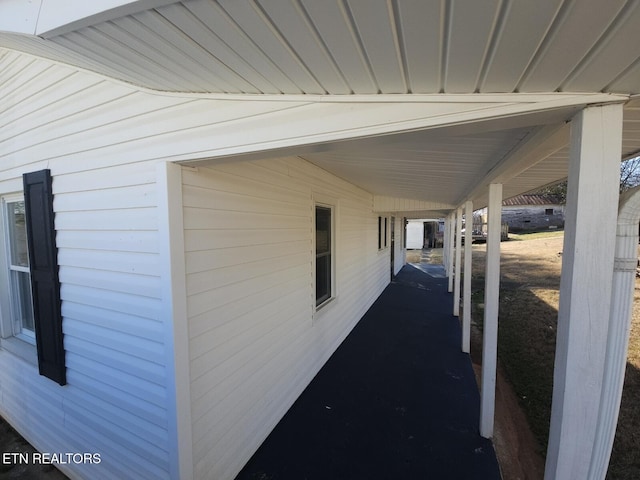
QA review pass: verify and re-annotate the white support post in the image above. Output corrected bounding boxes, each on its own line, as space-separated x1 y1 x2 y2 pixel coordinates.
462 200 473 353
587 186 640 479
453 207 463 316
157 162 194 480
480 183 502 439
442 215 449 271
544 104 623 480
448 213 455 293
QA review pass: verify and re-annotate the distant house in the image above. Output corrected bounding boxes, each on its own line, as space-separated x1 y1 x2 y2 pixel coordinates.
501 194 565 232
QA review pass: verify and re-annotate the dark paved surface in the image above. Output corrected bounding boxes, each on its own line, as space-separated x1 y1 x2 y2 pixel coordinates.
237 265 501 480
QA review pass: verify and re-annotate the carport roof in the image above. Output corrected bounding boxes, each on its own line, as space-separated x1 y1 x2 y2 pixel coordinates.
2 0 640 213
4 0 640 97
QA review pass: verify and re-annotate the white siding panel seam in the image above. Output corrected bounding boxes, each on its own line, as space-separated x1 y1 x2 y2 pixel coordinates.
65 353 167 404
66 370 167 426
187 262 310 319
61 302 164 342
189 290 311 381
188 273 310 339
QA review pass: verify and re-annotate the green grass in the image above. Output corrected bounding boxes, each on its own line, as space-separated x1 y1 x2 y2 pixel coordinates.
496 288 557 454
470 287 557 455
468 234 640 477
507 230 565 241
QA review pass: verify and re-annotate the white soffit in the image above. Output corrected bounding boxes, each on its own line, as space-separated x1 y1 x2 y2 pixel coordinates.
181 95 604 209
623 97 640 160
175 93 625 164
2 0 640 96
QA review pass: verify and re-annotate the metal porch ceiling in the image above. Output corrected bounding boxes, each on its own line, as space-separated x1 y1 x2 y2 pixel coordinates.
2 0 640 96
2 1 640 212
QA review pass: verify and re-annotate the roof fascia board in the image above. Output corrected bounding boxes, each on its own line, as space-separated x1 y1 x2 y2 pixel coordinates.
178 94 626 167
147 91 628 104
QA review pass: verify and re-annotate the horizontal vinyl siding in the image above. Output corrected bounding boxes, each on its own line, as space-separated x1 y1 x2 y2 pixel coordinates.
184 157 391 479
0 50 173 479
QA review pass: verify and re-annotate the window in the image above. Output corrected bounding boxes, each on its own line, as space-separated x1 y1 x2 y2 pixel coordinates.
315 206 332 307
384 217 388 248
1 170 65 385
545 208 554 215
3 196 35 341
378 216 388 250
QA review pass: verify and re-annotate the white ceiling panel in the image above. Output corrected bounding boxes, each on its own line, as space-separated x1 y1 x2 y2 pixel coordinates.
503 149 569 194
623 98 640 158
445 0 499 93
55 30 187 90
480 0 562 92
130 9 259 92
3 0 640 96
301 0 377 94
92 19 215 91
217 0 325 93
395 0 442 93
347 0 406 93
256 0 351 94
155 3 278 93
563 2 640 92
300 127 533 205
519 0 627 92
181 0 302 93
607 61 640 94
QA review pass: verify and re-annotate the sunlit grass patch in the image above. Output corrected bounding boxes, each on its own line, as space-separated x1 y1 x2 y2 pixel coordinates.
467 233 640 478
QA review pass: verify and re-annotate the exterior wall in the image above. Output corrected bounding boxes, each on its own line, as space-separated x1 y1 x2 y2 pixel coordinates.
182 157 391 479
502 204 565 232
0 50 183 479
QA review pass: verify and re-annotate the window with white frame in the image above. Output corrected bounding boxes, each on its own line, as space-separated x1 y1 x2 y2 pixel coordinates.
1 170 66 385
315 205 333 307
384 217 388 248
2 195 35 342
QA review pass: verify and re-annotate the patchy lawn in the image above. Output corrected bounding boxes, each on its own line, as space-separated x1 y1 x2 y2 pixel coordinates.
468 231 640 479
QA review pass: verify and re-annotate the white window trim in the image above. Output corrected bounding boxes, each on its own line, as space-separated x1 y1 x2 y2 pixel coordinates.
312 195 338 319
0 193 37 357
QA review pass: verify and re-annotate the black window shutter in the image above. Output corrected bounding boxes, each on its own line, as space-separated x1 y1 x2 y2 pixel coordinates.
23 170 66 386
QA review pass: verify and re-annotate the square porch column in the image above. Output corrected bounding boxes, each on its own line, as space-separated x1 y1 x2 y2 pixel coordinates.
480 183 502 438
462 200 473 353
448 212 455 292
544 103 623 480
453 206 463 316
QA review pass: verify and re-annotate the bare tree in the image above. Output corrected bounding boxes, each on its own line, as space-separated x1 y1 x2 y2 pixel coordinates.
533 180 568 204
531 156 640 204
620 156 640 193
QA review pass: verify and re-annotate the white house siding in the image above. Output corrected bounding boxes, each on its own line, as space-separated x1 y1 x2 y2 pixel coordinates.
182 157 392 479
0 50 186 479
